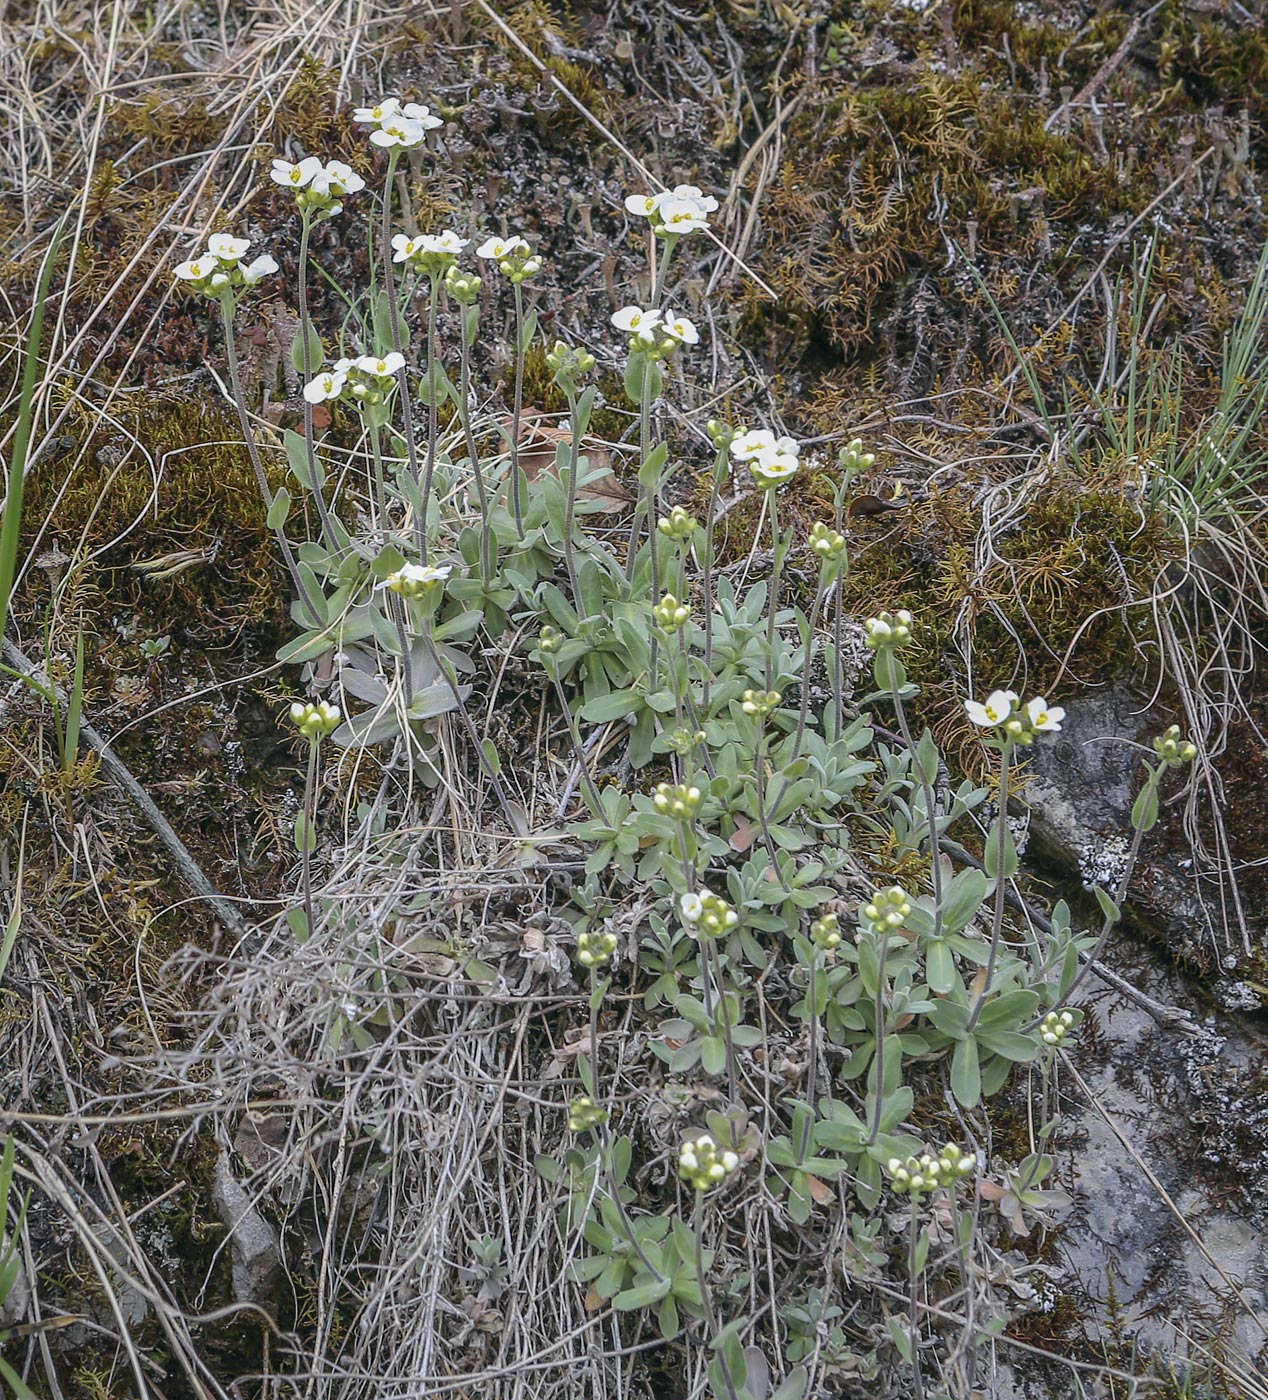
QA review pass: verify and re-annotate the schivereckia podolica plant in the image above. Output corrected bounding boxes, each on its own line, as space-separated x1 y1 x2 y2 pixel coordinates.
164 92 1202 1399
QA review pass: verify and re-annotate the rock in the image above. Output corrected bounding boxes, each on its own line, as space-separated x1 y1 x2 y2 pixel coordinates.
211 1150 281 1306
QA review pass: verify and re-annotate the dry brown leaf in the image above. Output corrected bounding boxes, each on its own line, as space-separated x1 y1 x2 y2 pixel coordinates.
510 408 631 514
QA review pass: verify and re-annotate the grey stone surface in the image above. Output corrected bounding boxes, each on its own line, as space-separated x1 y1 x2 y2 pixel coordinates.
212 1149 282 1305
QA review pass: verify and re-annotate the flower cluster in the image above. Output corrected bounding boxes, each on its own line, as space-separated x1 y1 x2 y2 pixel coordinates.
303 353 406 408
289 699 341 741
270 157 365 219
810 911 843 951
1153 724 1198 767
860 886 912 936
809 521 847 561
611 306 699 358
173 235 277 298
964 691 1064 745
838 436 876 477
653 593 692 630
443 265 481 304
383 562 451 599
652 782 702 821
353 96 443 149
1040 1009 1075 1047
568 1095 609 1133
476 234 540 282
678 1132 740 1191
537 624 563 656
625 184 718 238
679 889 739 938
741 688 781 719
391 230 467 276
546 340 596 389
657 506 699 541
886 1144 976 1198
577 928 618 969
730 428 801 488
864 609 913 651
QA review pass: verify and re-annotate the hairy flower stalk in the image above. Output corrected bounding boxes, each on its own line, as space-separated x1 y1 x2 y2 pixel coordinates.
294 211 341 549
700 422 733 710
376 148 426 555
510 280 528 535
289 700 341 938
449 267 493 585
537 627 602 812
867 609 945 945
216 297 322 626
861 885 912 1144
964 692 1065 1030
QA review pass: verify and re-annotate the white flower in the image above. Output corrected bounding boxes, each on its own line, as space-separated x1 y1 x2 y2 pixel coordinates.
332 356 357 374
731 429 800 463
353 98 402 124
666 183 718 213
400 102 443 130
383 562 453 595
312 160 365 197
661 312 699 345
369 115 427 149
611 305 662 333
1026 697 1065 733
303 370 346 404
419 230 468 254
391 233 421 261
475 234 530 260
655 196 711 235
749 451 799 485
680 892 704 924
240 254 278 285
270 155 323 188
206 233 251 262
624 191 666 217
173 258 210 282
356 352 406 377
965 690 1019 727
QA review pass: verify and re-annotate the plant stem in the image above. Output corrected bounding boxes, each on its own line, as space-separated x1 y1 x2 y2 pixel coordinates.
377 149 425 556
419 271 441 562
966 741 1013 1033
548 662 602 812
458 307 493 584
368 418 389 533
389 591 415 711
510 282 527 537
798 947 820 1160
889 675 945 941
296 211 339 551
301 738 319 939
217 297 322 625
700 445 726 713
561 385 583 606
764 489 783 693
865 928 891 1146
908 1198 925 1400
693 1191 741 1400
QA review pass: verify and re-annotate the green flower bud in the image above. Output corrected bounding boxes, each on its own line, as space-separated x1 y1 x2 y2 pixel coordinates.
653 592 692 630
740 688 781 718
678 1132 741 1191
810 911 842 951
652 782 702 822
1153 724 1198 767
289 699 342 741
568 1095 609 1133
863 609 913 651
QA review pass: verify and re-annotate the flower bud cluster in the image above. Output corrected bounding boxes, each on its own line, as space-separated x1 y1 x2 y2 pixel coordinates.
353 96 443 149
577 928 618 969
391 230 468 277
886 1143 975 1197
546 340 596 387
838 437 876 477
173 235 278 299
270 157 365 219
1153 724 1198 767
625 185 719 238
303 352 407 407
1040 1009 1075 1046
964 691 1065 745
706 419 738 449
289 699 341 741
860 886 912 936
657 506 699 542
443 265 482 304
476 234 541 282
741 688 781 718
537 624 563 655
652 782 702 821
678 1132 740 1191
653 593 692 630
730 428 800 488
810 912 842 951
864 609 913 651
568 1095 609 1133
611 306 699 359
664 727 707 756
679 889 739 938
383 562 452 599
810 521 847 561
